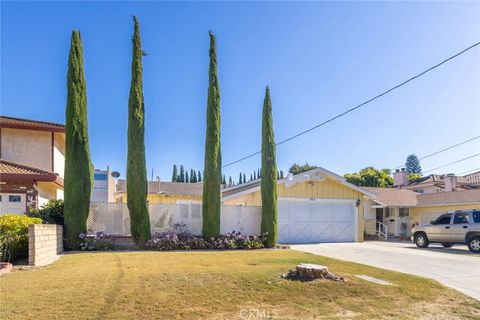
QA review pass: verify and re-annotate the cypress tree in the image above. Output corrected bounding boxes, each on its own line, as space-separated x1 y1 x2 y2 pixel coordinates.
172 164 178 182
126 16 151 246
243 173 246 184
228 176 232 186
222 174 226 185
185 171 189 183
193 170 197 183
202 31 221 238
280 170 284 179
239 172 243 184
260 87 278 247
254 171 257 180
179 165 185 182
198 170 202 182
250 174 253 181
64 30 93 249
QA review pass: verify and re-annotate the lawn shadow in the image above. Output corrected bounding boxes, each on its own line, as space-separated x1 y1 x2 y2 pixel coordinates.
94 253 125 319
405 245 474 256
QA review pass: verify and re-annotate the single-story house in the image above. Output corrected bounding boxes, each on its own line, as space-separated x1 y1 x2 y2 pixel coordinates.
363 187 480 238
115 179 203 204
222 167 377 243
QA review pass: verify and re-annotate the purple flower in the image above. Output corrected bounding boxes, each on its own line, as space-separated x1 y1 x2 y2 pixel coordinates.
79 233 86 239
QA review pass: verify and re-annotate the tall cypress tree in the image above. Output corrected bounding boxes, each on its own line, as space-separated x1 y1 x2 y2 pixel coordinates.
202 31 221 238
254 171 257 180
239 172 243 184
260 87 278 247
243 173 246 184
222 174 226 185
179 165 185 182
172 164 178 182
198 170 202 182
64 31 93 249
228 176 232 186
126 16 151 246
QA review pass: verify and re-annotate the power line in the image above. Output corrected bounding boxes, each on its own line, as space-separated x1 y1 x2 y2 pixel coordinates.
422 154 480 174
392 135 480 170
457 167 480 175
222 41 480 168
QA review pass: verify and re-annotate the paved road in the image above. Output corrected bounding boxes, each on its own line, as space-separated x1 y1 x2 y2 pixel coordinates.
291 241 480 300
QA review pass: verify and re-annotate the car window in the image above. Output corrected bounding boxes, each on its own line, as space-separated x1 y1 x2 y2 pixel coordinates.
453 213 469 224
435 214 452 225
473 211 480 223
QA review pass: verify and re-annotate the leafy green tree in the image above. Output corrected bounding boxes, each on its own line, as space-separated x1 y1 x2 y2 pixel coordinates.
405 154 422 174
126 17 151 247
261 87 278 248
64 30 93 249
27 199 64 225
179 165 185 182
344 167 393 187
408 173 422 182
202 31 222 238
288 162 317 175
172 164 178 182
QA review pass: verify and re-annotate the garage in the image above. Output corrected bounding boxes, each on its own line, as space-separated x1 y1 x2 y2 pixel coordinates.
278 198 357 243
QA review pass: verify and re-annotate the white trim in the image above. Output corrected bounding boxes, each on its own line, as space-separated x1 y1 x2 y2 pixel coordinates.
222 186 261 201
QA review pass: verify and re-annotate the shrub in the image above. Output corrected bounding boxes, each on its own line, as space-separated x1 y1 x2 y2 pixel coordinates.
0 214 42 262
27 199 64 225
79 231 114 251
145 230 266 251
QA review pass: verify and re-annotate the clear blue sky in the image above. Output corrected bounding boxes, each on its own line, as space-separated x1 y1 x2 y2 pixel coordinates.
2 1 479 182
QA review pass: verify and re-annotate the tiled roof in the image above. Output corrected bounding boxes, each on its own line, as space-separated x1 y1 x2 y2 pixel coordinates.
464 171 480 184
0 159 62 187
0 116 65 132
116 180 203 196
364 187 419 207
417 189 480 207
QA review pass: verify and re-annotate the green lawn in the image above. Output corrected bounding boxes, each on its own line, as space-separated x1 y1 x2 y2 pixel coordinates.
1 250 479 319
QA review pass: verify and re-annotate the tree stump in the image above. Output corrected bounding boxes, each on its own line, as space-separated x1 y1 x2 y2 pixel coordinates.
282 263 344 282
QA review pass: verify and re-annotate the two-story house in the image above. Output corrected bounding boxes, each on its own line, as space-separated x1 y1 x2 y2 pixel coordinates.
0 116 65 214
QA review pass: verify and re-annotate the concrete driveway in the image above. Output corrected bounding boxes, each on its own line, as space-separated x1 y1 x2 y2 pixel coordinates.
291 241 480 300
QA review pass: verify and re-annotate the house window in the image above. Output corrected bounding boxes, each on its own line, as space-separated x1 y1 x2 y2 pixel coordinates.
9 195 21 202
399 208 409 217
414 189 424 194
94 173 108 181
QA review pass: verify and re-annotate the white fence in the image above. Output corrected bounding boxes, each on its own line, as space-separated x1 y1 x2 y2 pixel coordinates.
87 203 262 236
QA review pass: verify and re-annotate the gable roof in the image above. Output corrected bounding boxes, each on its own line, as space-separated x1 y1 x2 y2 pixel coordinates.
0 116 65 132
407 171 480 187
222 167 377 200
416 189 480 207
116 180 203 197
0 159 63 187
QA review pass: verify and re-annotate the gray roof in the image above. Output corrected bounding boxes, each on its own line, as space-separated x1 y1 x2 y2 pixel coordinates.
116 180 203 196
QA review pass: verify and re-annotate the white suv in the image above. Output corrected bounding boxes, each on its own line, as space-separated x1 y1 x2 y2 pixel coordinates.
411 210 480 253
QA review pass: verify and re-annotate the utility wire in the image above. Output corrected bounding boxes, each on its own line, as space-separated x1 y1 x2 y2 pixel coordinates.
456 167 480 175
392 135 480 170
222 41 480 168
422 154 480 174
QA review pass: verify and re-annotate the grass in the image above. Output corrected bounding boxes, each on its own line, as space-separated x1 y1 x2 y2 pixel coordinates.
1 250 479 319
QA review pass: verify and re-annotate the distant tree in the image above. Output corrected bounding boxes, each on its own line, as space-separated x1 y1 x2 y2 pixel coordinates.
202 31 222 238
280 170 284 179
126 17 151 246
172 164 178 182
405 154 422 175
260 87 278 248
254 171 257 180
344 167 393 187
289 162 317 175
408 173 422 182
228 176 233 186
258 169 261 179
179 165 185 182
239 172 243 184
185 171 189 183
191 170 197 183
64 30 93 249
222 174 226 185
198 170 202 182
243 173 246 184
250 174 253 181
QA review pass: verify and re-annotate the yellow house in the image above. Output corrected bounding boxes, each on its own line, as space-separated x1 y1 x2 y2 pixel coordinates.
116 180 202 204
363 187 480 238
222 167 377 243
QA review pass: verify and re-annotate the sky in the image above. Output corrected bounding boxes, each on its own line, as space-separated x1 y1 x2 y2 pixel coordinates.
1 1 479 182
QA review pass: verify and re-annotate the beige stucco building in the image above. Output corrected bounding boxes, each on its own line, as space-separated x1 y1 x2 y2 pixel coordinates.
0 116 65 214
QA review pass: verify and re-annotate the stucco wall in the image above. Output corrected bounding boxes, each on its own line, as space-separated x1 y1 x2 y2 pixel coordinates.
36 182 61 206
1 128 52 171
28 224 63 266
53 133 65 178
410 203 480 225
119 193 202 204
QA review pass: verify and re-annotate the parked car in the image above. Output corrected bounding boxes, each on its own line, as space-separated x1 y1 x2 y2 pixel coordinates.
411 210 480 253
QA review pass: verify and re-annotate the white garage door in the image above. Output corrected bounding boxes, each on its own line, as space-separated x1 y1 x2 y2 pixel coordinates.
278 199 356 243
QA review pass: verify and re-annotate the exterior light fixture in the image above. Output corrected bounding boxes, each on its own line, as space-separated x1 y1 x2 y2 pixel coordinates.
355 199 361 207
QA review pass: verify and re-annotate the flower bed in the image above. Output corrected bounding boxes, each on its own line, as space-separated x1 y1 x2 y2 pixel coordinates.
79 231 115 251
145 230 266 251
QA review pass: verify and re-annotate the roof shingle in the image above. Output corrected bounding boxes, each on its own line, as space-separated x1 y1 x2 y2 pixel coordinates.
1 116 65 132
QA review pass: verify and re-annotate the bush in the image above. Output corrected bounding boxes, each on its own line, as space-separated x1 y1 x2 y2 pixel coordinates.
79 231 114 251
0 214 42 262
27 199 64 225
145 230 266 251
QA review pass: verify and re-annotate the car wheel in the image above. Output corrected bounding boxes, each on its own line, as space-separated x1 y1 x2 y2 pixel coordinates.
441 243 453 248
467 237 480 253
415 233 429 248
